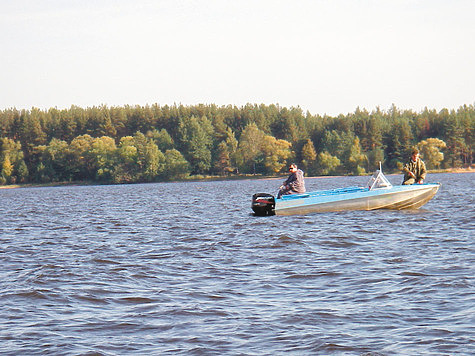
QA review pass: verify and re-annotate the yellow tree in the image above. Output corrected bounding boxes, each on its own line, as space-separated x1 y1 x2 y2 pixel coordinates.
261 136 292 174
69 134 95 179
1 156 13 182
237 123 292 174
418 138 446 169
301 139 317 176
90 136 117 181
317 151 341 176
346 137 368 175
0 138 27 183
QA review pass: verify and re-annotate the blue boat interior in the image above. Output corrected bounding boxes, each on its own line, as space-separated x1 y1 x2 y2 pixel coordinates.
280 186 368 200
277 167 439 202
280 168 388 201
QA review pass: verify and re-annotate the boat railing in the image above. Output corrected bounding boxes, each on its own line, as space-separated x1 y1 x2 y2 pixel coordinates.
367 167 393 191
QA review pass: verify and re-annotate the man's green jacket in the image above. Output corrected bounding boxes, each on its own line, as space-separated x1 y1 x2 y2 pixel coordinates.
402 158 426 184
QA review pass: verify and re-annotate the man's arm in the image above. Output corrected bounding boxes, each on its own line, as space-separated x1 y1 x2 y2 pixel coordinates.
419 161 427 180
403 162 416 178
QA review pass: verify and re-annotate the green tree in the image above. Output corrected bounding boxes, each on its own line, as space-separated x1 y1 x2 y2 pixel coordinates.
367 115 384 150
39 138 71 182
214 141 232 175
15 160 29 183
18 109 47 168
177 116 213 174
211 113 229 141
442 105 474 167
224 128 238 171
443 114 465 168
366 148 385 172
110 106 128 138
458 105 474 166
271 106 307 142
236 123 266 173
345 137 368 175
58 109 78 142
4 102 474 182
140 136 165 181
322 130 353 159
384 118 413 169
113 132 165 182
164 149 190 180
32 146 52 182
147 128 174 152
114 136 138 183
85 106 117 137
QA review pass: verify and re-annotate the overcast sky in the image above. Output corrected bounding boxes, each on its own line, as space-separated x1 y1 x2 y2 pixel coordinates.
1 0 474 116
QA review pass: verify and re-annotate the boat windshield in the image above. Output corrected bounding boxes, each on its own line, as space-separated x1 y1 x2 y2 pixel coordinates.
367 169 392 190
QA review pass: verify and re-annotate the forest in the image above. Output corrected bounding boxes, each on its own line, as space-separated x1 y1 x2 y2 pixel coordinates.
0 103 473 185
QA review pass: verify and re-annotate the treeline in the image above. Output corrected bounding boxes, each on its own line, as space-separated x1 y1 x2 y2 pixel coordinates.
0 103 473 185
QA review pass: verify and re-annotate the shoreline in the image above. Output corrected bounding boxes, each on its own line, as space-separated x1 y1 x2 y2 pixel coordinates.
0 167 472 189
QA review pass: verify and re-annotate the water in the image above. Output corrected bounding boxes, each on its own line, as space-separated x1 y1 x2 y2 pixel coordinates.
1 172 474 355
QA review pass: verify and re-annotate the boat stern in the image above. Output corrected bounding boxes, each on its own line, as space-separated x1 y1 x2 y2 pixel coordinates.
251 193 275 216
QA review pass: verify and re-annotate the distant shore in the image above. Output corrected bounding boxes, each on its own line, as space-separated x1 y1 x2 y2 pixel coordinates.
0 167 473 189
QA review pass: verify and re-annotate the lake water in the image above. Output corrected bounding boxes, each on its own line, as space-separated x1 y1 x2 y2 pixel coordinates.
1 172 474 355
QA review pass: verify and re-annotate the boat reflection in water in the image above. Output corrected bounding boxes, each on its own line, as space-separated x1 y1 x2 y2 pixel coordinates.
252 168 441 216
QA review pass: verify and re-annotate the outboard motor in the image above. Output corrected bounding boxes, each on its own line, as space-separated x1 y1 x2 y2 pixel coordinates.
251 193 275 216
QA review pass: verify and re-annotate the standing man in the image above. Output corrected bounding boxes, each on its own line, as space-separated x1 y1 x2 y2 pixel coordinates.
402 149 427 185
277 163 306 198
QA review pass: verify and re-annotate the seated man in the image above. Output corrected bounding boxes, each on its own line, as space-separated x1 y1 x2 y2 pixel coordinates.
277 163 306 198
402 149 427 185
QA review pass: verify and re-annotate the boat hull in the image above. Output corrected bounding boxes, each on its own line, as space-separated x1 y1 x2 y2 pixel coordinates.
275 183 440 216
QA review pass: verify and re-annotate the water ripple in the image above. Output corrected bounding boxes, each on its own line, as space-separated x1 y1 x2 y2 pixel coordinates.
0 173 474 355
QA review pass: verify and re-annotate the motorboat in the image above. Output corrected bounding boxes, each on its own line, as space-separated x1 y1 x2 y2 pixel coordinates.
251 167 440 216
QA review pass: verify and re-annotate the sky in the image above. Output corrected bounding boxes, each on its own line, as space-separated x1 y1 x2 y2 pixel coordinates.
1 0 474 116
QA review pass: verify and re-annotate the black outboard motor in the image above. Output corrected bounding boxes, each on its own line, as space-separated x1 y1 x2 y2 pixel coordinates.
251 193 275 216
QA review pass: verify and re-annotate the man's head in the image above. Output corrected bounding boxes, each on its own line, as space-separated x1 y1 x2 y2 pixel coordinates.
288 163 297 173
411 149 420 161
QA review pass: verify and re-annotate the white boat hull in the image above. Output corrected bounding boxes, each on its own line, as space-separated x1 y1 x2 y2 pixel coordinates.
275 183 440 216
